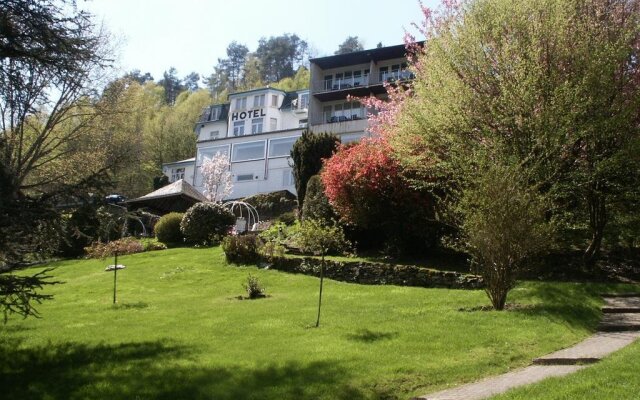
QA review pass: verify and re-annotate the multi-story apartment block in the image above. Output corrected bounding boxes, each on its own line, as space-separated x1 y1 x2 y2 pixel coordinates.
161 43 413 200
308 43 414 144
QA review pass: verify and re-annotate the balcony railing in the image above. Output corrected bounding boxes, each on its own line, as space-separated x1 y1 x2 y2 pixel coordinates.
321 74 370 92
379 70 414 83
322 109 366 124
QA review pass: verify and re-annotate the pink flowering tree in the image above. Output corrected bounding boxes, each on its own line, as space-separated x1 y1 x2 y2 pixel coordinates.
201 153 233 203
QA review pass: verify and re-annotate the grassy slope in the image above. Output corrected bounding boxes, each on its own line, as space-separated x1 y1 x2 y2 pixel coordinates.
0 247 637 400
492 340 640 400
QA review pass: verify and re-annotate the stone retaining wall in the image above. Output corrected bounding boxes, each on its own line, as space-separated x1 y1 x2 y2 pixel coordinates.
265 256 484 290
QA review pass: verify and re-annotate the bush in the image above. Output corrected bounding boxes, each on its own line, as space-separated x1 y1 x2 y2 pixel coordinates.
243 274 266 299
259 240 286 261
84 237 145 259
301 175 336 223
291 130 341 210
243 190 297 220
222 235 263 264
154 212 184 245
322 138 440 254
139 237 167 252
277 211 296 225
180 202 236 245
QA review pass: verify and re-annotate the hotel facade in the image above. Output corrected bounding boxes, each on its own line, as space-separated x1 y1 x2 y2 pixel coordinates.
162 43 414 200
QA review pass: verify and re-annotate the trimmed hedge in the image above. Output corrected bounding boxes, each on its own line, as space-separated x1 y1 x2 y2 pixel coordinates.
155 212 184 244
181 202 236 245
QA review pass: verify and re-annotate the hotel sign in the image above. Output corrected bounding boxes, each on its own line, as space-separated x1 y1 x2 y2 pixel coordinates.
231 109 266 121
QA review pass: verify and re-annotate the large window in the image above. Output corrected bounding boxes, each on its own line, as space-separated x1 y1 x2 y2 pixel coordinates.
269 136 298 158
233 121 245 136
197 145 229 166
253 94 265 107
251 118 263 134
232 140 266 162
324 101 364 123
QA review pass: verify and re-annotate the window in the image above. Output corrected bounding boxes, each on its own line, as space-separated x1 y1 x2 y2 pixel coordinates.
251 118 263 134
236 173 254 182
197 145 229 166
209 130 219 140
270 118 277 131
171 167 185 182
253 94 265 108
299 118 308 128
324 74 333 90
379 66 388 82
353 70 362 86
232 141 265 162
282 169 294 186
299 93 309 109
233 121 245 136
235 97 247 110
323 105 332 122
269 136 298 158
271 94 278 107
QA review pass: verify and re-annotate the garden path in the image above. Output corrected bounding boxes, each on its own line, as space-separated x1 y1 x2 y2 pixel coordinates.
415 294 640 400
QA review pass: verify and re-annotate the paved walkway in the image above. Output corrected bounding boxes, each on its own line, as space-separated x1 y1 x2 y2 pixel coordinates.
415 294 640 400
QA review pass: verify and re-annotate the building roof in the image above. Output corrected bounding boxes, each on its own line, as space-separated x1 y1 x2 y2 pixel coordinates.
198 103 230 124
162 158 195 167
310 42 424 70
126 179 207 214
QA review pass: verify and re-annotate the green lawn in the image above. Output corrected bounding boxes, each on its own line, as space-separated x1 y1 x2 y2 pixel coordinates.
492 340 640 399
1 247 637 400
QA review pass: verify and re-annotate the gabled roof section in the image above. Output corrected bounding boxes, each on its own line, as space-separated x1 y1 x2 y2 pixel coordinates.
198 104 230 124
129 179 207 203
162 158 195 168
310 42 424 70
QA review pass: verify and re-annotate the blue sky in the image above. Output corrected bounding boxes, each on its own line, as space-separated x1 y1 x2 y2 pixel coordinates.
81 0 438 83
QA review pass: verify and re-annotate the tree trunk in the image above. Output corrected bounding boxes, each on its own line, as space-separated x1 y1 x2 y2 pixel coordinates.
584 191 607 267
315 253 325 328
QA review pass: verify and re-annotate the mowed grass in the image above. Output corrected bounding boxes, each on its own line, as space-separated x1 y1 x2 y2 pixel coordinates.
1 247 637 400
492 340 640 400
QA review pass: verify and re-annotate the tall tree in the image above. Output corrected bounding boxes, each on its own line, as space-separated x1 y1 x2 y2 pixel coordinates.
290 131 340 211
0 0 120 319
182 72 200 92
158 67 184 105
387 0 640 266
334 36 364 54
256 34 308 82
124 70 154 84
219 41 249 90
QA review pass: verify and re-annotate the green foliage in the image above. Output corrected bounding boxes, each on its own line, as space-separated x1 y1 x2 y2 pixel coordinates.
255 33 308 82
243 274 266 299
290 131 340 211
270 67 310 92
84 237 146 259
393 0 640 265
459 163 553 310
222 235 263 264
180 203 236 246
243 190 297 220
277 211 296 226
334 36 364 55
296 219 349 256
154 212 185 245
301 175 336 224
258 240 285 261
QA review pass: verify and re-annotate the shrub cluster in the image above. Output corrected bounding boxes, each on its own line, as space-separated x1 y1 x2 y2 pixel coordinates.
181 202 236 245
222 235 263 264
154 212 184 245
243 274 266 299
243 190 297 220
84 237 145 259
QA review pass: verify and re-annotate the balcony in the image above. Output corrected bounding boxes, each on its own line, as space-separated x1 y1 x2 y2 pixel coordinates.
310 114 368 135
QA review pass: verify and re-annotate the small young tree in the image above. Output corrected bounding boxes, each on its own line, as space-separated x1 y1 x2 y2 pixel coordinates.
459 163 552 310
201 153 233 202
297 219 348 327
290 130 340 211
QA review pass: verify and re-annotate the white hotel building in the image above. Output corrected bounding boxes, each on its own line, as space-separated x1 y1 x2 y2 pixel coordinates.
162 43 414 200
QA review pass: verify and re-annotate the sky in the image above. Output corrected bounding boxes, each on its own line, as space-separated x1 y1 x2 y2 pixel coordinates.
80 0 438 83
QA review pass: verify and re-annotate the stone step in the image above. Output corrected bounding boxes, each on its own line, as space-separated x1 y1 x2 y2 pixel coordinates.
532 332 640 365
603 297 640 308
598 313 640 332
600 293 640 298
602 307 640 313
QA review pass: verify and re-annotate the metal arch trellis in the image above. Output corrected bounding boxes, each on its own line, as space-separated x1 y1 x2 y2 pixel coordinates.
221 201 261 232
